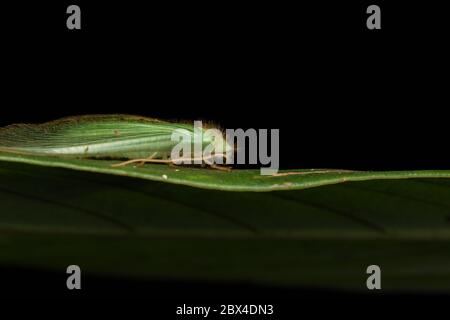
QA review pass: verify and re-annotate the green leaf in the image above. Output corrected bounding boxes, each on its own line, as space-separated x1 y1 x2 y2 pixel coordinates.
2 151 450 191
1 151 450 292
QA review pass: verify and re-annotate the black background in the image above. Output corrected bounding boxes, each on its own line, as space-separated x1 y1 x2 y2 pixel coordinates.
2 1 448 171
1 0 449 311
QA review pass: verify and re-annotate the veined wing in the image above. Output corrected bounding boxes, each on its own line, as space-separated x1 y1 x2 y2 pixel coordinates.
0 114 197 159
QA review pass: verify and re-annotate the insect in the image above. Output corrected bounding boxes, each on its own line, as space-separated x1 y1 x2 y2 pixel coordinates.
0 114 233 170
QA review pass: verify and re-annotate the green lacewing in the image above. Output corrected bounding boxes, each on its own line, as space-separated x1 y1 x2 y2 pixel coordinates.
0 115 233 167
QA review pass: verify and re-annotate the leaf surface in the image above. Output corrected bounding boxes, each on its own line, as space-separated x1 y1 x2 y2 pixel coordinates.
1 153 450 291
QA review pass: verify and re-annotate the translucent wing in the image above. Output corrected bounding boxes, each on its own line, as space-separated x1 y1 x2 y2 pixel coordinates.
0 115 196 159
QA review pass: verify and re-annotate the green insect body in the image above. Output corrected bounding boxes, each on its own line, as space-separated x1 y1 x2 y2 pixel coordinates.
0 115 232 163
